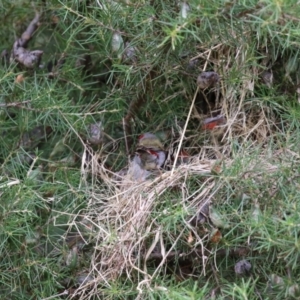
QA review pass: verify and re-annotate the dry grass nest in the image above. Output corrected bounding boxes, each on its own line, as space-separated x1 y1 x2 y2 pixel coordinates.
88 157 215 278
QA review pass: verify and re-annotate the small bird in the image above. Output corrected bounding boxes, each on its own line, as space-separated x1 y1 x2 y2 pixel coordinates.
114 132 166 183
136 133 166 170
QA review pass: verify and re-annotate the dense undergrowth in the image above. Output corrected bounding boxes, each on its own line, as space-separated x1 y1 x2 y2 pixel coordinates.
1 0 300 299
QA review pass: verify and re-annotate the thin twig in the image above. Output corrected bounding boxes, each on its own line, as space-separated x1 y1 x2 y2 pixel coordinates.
122 117 130 157
171 86 200 176
20 11 41 47
0 100 31 107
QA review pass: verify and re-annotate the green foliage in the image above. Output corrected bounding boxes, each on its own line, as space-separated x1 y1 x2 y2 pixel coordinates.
1 0 300 299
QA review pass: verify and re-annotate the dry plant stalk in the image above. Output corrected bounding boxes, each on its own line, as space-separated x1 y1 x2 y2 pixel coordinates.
11 11 43 68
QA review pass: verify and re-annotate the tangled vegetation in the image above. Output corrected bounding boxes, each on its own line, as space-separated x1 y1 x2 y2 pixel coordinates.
1 0 300 299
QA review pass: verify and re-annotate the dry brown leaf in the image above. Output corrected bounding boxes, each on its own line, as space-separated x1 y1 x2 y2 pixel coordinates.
187 231 194 244
15 74 25 84
209 228 222 243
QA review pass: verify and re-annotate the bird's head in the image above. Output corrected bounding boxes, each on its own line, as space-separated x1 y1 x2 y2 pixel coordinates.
137 132 164 150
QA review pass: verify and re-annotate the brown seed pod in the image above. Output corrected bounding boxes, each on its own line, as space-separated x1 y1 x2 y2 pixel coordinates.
197 71 220 89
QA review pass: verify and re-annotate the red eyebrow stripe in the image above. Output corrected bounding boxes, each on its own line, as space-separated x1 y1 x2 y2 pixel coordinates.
147 149 158 156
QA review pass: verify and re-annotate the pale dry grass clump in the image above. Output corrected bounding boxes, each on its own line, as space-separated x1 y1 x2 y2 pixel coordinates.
78 158 216 287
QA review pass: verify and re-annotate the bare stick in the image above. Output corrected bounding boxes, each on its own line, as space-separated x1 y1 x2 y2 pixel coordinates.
122 117 130 157
0 100 31 107
20 12 41 47
171 86 200 175
11 11 43 68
